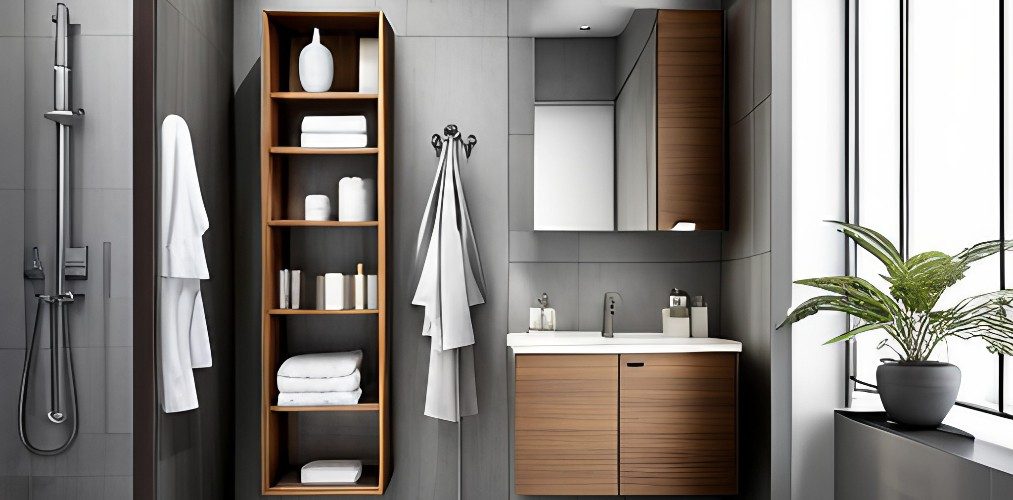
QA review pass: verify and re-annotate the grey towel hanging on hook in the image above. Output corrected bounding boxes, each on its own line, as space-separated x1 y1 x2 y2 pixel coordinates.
411 131 485 422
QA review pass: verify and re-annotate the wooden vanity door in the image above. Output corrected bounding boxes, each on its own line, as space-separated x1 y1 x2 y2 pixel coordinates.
619 353 737 495
514 354 618 496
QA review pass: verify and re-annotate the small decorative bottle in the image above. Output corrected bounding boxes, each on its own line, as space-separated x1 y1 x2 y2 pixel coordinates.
299 28 333 92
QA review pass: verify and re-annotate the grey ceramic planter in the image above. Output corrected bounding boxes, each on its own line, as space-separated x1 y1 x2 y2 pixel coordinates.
876 361 961 427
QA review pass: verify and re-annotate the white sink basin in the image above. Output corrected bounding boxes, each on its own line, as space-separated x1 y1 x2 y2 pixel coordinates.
507 331 742 354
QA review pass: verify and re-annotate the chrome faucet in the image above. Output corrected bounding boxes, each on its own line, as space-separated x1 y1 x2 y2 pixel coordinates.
602 292 622 337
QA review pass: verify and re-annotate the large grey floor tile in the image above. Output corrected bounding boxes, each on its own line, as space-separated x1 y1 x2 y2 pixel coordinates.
405 0 506 37
0 37 25 189
577 262 721 335
0 350 32 476
578 231 721 263
508 262 578 332
25 0 132 37
0 190 26 349
508 134 533 231
728 0 755 123
508 38 534 135
509 230 577 262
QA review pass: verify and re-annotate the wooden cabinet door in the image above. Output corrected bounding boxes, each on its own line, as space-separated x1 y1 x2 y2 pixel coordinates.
656 9 726 230
619 353 737 495
514 354 618 496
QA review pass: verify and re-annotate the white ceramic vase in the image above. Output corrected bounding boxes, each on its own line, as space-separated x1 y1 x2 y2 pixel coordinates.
299 28 333 92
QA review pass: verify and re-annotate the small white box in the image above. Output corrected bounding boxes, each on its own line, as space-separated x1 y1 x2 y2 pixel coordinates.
301 460 362 485
324 273 345 310
358 38 379 92
691 306 709 337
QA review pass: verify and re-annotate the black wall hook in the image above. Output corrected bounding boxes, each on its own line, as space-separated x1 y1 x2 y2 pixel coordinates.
431 123 478 159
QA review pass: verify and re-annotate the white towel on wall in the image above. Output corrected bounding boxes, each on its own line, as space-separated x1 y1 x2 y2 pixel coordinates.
277 351 363 379
277 389 363 406
158 114 213 413
277 369 361 393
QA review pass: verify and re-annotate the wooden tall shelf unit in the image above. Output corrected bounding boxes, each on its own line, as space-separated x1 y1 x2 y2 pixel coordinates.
260 11 393 495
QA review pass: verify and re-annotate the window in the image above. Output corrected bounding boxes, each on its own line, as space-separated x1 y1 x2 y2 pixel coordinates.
848 0 1011 417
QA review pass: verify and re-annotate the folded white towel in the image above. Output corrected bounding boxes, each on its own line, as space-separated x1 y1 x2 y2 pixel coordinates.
300 132 368 148
277 389 363 406
302 115 367 134
277 351 363 379
277 369 361 393
301 460 363 484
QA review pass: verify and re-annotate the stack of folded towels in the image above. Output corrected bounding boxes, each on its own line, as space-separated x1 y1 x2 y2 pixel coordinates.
277 350 363 406
300 115 368 148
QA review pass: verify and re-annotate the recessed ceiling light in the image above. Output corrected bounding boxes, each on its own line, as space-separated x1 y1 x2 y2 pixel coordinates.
579 25 591 31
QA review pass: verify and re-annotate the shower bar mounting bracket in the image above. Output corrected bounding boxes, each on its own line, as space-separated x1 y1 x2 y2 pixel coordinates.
44 109 85 126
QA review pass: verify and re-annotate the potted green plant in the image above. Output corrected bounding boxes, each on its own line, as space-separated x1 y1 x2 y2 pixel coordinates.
779 221 1013 427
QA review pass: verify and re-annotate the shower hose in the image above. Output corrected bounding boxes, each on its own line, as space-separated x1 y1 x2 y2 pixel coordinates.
18 293 79 455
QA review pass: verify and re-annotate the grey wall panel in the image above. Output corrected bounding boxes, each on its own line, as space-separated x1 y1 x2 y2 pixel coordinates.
754 0 772 103
404 0 506 37
509 230 578 263
507 262 579 332
615 9 658 92
534 38 616 101
727 0 755 124
508 38 534 135
508 134 533 231
0 190 25 349
724 111 754 260
753 98 771 254
0 349 31 476
156 0 235 498
0 37 25 189
0 0 24 36
24 0 133 36
577 262 721 334
578 231 722 263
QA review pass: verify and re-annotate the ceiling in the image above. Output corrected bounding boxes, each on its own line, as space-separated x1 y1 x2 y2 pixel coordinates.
508 0 723 38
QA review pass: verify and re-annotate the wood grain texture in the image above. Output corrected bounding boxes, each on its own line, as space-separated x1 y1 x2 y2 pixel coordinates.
261 11 391 496
619 353 737 496
656 9 726 231
514 354 618 496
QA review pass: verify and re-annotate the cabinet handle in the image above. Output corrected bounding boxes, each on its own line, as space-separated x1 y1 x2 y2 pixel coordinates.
626 361 645 367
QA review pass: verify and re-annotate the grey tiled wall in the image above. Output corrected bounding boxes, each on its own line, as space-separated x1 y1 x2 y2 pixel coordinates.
0 0 134 497
723 0 774 498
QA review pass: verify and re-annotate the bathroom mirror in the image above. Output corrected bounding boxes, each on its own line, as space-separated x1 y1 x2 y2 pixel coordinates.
510 1 726 232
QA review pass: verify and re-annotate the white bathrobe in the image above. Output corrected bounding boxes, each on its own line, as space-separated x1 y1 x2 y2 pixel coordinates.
412 135 486 422
159 114 212 413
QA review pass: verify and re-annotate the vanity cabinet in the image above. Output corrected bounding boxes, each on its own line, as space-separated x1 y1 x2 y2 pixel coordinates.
513 352 737 496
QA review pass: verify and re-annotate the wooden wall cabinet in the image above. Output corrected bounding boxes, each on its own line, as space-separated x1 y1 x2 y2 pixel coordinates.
514 353 737 496
656 9 726 231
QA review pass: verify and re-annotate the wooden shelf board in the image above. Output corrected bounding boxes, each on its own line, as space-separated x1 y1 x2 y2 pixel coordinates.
268 309 379 316
269 467 380 496
268 220 379 227
269 403 379 412
270 147 378 155
271 91 378 100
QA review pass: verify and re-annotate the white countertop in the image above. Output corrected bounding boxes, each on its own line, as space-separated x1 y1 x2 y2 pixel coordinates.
507 331 743 354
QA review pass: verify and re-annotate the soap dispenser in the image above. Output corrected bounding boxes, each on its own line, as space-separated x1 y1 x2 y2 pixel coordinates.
528 292 557 332
298 28 334 92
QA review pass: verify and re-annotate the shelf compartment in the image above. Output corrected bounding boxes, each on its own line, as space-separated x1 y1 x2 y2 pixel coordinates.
268 220 379 227
271 92 378 100
271 147 379 155
269 309 379 316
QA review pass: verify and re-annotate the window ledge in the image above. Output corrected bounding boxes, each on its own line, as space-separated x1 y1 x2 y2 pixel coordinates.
837 408 1013 476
